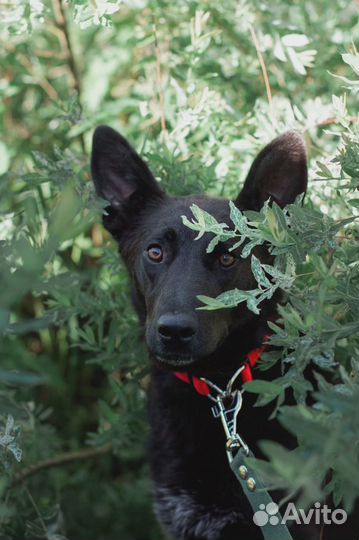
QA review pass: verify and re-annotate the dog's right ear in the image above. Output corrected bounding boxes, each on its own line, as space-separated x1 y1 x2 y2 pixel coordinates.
235 131 307 211
91 125 164 237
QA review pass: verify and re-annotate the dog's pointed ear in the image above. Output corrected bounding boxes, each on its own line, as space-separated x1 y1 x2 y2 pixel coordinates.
236 131 307 210
91 125 164 236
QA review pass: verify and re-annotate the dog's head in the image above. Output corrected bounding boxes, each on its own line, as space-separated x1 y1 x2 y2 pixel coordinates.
91 126 307 370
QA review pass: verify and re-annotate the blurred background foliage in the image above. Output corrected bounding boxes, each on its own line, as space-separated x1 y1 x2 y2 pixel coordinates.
0 0 358 538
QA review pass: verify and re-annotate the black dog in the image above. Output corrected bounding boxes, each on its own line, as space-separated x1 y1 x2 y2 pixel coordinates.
91 127 308 540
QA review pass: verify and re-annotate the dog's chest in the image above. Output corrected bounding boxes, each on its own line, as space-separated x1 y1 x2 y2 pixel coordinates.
148 373 260 538
148 373 256 501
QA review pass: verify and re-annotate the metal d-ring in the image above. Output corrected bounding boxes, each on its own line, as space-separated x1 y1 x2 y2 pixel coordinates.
199 364 245 401
225 364 245 395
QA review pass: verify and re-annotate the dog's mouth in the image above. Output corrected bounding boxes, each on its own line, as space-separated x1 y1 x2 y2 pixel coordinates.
154 354 195 368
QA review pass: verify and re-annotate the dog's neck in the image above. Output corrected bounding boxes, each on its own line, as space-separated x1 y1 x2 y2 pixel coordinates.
184 314 269 377
151 310 273 389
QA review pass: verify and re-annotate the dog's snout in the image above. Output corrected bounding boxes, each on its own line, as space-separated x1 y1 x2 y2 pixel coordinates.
157 313 196 344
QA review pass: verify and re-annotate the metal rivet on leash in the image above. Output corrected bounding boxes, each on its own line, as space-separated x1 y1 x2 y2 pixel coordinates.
238 465 248 479
246 477 256 491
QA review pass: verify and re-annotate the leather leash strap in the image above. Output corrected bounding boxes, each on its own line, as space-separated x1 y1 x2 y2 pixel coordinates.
231 448 293 540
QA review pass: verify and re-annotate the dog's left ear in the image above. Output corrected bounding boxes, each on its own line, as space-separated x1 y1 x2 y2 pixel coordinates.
91 125 164 238
91 125 163 208
236 131 307 210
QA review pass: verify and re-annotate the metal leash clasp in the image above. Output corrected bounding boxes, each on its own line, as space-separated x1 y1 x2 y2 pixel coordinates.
200 365 249 462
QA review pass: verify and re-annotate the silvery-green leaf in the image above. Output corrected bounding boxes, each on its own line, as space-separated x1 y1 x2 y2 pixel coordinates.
241 238 262 258
9 442 22 462
282 33 310 47
246 296 260 314
251 255 272 289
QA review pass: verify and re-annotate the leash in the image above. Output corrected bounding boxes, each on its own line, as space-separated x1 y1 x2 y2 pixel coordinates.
174 341 293 540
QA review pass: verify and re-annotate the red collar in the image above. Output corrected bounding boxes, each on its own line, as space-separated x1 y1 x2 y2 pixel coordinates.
174 340 268 397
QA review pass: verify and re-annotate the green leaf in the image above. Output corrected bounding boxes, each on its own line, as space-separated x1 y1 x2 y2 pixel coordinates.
282 34 310 47
342 53 359 76
251 255 272 289
196 295 227 310
244 380 283 396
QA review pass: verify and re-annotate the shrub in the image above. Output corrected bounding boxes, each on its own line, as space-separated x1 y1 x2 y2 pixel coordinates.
0 1 357 538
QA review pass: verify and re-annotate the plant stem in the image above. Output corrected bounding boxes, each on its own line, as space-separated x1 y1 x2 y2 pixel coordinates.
152 15 168 144
52 0 86 154
249 25 274 122
11 443 112 487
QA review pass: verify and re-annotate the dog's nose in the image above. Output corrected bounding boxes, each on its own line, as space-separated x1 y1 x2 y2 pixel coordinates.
157 313 196 344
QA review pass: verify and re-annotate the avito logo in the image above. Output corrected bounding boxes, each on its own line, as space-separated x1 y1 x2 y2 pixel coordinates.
253 502 347 527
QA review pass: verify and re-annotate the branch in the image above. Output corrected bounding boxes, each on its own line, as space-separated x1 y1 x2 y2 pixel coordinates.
1 40 59 102
11 443 112 487
152 16 168 143
52 0 81 95
52 0 86 153
249 25 274 121
315 116 358 127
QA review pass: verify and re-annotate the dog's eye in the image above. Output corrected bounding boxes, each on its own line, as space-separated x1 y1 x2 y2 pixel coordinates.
147 244 163 263
219 252 236 268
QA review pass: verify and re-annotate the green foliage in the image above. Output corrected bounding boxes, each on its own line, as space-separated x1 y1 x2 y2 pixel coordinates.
0 416 22 465
0 0 358 538
182 59 359 511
